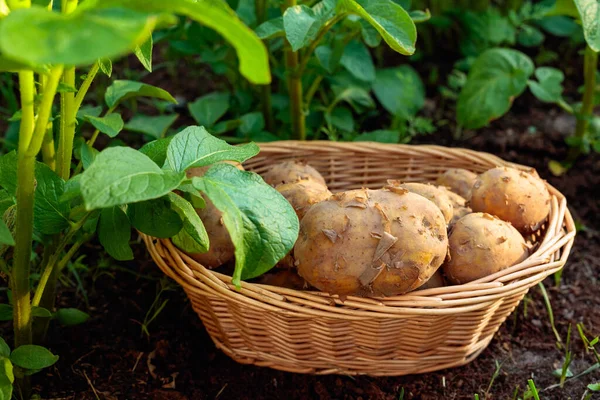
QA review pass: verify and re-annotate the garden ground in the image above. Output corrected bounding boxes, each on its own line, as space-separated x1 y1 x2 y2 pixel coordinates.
12 103 598 400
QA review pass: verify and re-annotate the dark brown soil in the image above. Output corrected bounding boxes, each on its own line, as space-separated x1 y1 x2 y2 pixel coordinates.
0 102 595 400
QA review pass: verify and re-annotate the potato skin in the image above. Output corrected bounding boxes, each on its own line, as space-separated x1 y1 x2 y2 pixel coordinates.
413 270 445 291
257 269 306 290
436 168 477 199
262 160 326 187
295 188 448 297
387 181 454 225
188 198 234 269
276 180 332 220
470 167 551 232
443 212 528 284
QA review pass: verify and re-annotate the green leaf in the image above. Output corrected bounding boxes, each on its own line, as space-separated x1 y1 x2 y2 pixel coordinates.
0 358 13 400
87 0 271 84
353 129 399 143
338 0 417 55
326 107 354 132
457 48 534 129
77 105 103 119
544 0 579 18
134 35 153 72
315 39 345 73
10 345 58 370
212 119 243 135
537 16 579 37
79 142 98 170
99 58 112 77
127 197 183 238
0 151 17 196
139 137 174 167
0 7 157 66
283 5 323 52
372 65 424 119
98 206 134 261
79 147 185 210
105 80 177 108
334 86 375 110
60 175 82 203
239 112 265 135
574 0 600 51
0 55 48 73
165 126 259 172
57 82 77 93
124 114 178 139
0 337 9 358
0 189 13 216
168 193 209 253
31 307 52 318
0 220 13 247
528 67 565 104
517 25 545 47
0 305 11 321
255 16 284 39
188 92 230 127
588 383 600 391
361 20 381 47
54 308 90 326
34 162 70 235
192 164 299 285
340 41 376 82
84 114 124 138
409 9 431 23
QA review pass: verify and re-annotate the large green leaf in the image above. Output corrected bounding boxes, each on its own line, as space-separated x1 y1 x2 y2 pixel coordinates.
79 147 185 210
0 357 13 400
528 67 565 104
127 197 183 238
372 65 424 119
105 80 176 108
457 48 534 129
0 337 9 359
139 137 173 167
168 193 209 253
338 0 416 55
0 55 48 73
84 114 124 138
134 35 153 72
33 162 70 235
192 164 299 285
0 7 158 66
98 206 134 261
255 16 284 39
283 5 323 51
54 308 90 326
10 345 58 370
0 151 17 196
125 114 178 139
85 0 271 84
165 126 259 172
0 220 13 246
188 92 230 127
573 0 600 51
340 40 376 82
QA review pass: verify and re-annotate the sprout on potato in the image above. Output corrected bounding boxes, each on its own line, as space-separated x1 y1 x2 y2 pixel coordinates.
436 168 477 199
261 160 326 187
443 212 529 284
295 188 448 297
470 167 551 232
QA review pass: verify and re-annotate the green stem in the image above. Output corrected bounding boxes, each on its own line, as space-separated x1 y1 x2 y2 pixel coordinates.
73 61 99 112
56 67 76 180
255 0 275 133
39 75 56 170
305 75 324 105
286 46 305 140
31 212 92 308
569 45 598 162
296 12 347 78
6 0 30 9
72 104 116 176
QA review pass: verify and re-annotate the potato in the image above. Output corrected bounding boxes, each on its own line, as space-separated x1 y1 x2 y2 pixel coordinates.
188 198 234 268
413 270 445 291
262 160 326 187
470 167 551 232
449 205 472 229
387 181 454 225
276 180 332 220
295 188 448 296
443 212 528 284
436 168 477 199
257 269 306 290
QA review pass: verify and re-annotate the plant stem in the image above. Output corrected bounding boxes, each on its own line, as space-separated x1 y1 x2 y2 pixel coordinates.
305 75 324 105
73 61 99 112
56 67 76 180
255 0 275 132
284 0 305 140
39 74 57 170
6 0 30 9
568 45 598 162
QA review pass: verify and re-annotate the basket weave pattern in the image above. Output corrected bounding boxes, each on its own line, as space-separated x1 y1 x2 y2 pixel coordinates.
142 142 575 376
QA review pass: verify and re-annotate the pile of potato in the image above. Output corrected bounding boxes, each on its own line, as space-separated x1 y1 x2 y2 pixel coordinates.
183 160 551 298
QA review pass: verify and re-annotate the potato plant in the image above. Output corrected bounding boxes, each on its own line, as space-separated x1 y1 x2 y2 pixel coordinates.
0 1 299 397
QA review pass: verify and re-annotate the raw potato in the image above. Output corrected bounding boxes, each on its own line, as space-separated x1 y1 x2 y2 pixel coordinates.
449 205 472 228
295 188 448 297
413 270 445 291
436 168 477 199
188 198 234 269
443 212 529 284
257 269 306 290
262 160 326 187
387 181 454 225
470 167 551 232
276 180 332 220
438 186 472 228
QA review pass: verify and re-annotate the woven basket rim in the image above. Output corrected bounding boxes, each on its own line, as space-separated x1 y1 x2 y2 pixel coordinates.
142 142 576 318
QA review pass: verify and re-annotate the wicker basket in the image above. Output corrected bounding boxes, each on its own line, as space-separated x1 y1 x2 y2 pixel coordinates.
142 142 576 376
